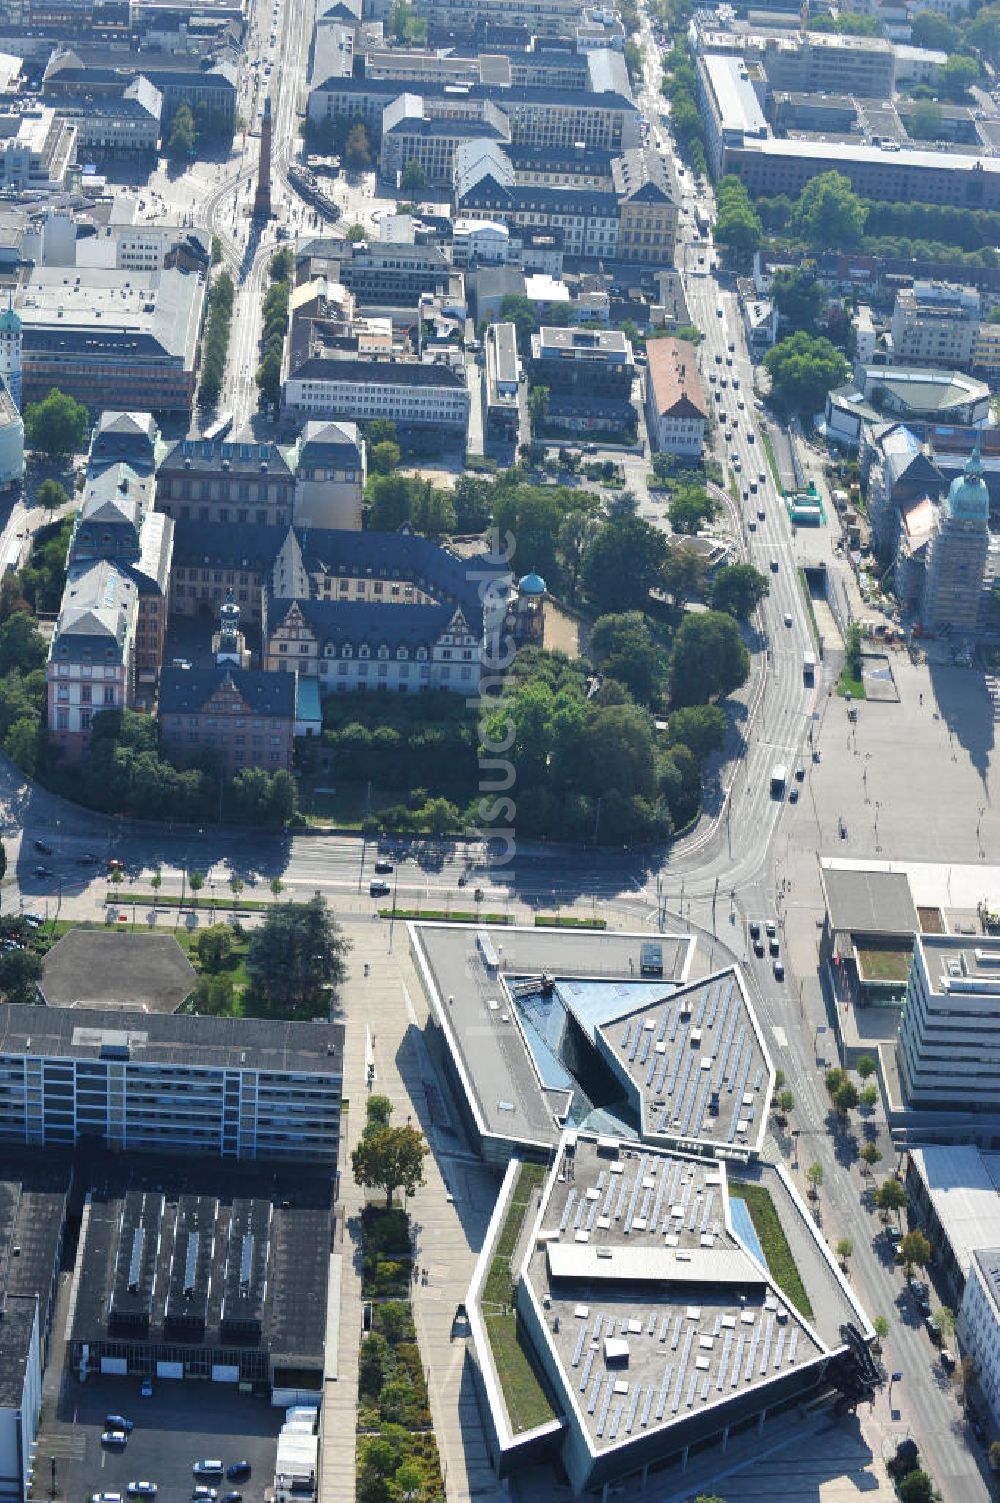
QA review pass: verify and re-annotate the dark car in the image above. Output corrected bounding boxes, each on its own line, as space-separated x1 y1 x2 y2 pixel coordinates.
105 1415 134 1434
33 840 53 854
220 1493 242 1503
33 865 52 878
753 939 765 958
226 1466 250 1482
768 937 780 957
369 880 391 898
788 786 799 804
748 921 760 940
795 766 805 782
373 860 393 874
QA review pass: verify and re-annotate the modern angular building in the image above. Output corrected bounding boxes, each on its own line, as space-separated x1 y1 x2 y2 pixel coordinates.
469 1133 878 1497
0 380 23 489
889 281 980 371
0 108 76 194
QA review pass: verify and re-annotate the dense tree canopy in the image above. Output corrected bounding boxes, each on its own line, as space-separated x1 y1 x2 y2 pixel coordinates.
664 704 727 762
771 266 827 331
939 51 980 100
910 8 959 49
714 175 763 253
247 895 351 1011
352 1123 428 1210
589 612 665 705
668 482 716 535
790 171 868 249
167 101 196 160
806 11 879 32
24 388 89 457
581 515 670 615
709 563 770 620
669 611 750 707
906 100 944 141
764 332 849 415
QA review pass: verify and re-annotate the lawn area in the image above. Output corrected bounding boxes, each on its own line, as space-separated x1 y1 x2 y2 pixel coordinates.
535 915 607 930
761 426 781 489
483 1161 547 1305
836 670 865 699
856 946 912 983
797 568 820 647
730 1182 813 1320
378 907 511 924
484 1313 557 1434
478 1161 556 1436
22 914 328 1022
107 891 272 913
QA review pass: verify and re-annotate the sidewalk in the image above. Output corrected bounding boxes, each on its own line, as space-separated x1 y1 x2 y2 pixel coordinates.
318 918 504 1503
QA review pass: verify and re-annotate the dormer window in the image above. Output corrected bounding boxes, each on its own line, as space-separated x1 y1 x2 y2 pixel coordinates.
416 647 427 661
342 644 353 658
377 646 389 659
397 647 408 660
359 645 370 659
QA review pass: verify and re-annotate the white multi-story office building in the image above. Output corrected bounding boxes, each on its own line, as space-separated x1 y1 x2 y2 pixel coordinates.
0 108 75 193
890 281 980 370
897 934 1000 1113
285 358 470 432
0 1005 344 1164
960 1248 1000 1435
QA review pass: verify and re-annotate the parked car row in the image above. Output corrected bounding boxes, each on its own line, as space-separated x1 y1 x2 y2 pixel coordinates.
96 1422 252 1503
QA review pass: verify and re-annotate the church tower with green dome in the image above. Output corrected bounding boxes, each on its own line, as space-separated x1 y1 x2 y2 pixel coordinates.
922 438 990 633
0 297 22 411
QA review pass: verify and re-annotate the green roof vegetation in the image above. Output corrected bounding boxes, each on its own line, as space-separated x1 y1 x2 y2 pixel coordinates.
479 1161 557 1435
856 946 912 983
483 1313 558 1435
730 1182 813 1320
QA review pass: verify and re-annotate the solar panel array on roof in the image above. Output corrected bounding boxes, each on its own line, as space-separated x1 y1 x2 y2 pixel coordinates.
221 1197 272 1340
110 1190 163 1334
165 1194 217 1333
606 974 768 1148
